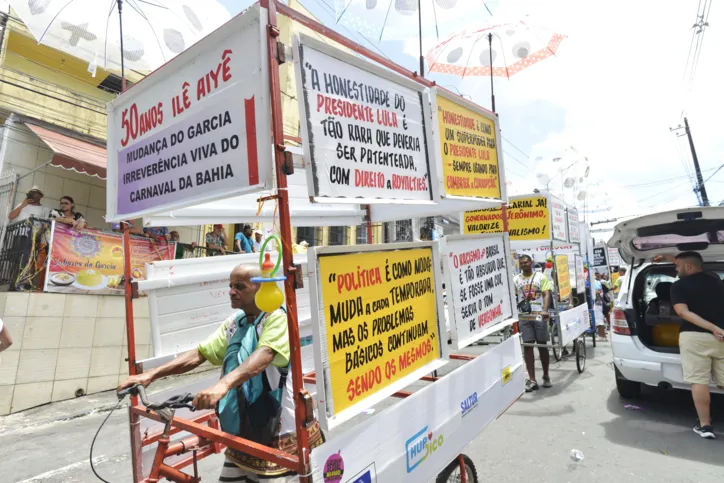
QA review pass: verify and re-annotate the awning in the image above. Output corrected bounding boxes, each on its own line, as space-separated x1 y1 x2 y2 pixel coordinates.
25 123 107 179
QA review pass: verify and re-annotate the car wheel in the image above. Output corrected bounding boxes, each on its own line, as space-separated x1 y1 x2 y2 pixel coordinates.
615 366 641 398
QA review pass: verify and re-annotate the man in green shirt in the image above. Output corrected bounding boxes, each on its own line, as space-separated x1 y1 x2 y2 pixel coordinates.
118 264 322 481
615 267 626 294
514 255 553 392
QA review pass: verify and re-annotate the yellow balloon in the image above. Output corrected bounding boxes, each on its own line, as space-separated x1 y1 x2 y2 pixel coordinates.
255 282 284 313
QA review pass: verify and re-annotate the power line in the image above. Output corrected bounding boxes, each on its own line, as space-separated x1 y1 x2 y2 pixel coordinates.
501 136 528 160
702 162 724 184
617 166 717 189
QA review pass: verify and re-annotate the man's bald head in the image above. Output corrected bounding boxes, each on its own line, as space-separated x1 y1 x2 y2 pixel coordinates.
229 264 262 313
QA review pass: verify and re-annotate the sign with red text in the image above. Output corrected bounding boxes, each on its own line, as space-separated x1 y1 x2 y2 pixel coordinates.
294 34 436 204
443 234 516 350
105 5 272 222
550 195 568 242
567 208 580 244
431 89 504 201
309 242 447 430
462 194 550 241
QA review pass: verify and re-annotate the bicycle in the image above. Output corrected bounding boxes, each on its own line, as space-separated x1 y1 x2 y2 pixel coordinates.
95 385 480 482
92 384 208 483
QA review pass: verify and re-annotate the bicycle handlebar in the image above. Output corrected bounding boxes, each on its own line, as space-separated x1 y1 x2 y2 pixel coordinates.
118 384 196 412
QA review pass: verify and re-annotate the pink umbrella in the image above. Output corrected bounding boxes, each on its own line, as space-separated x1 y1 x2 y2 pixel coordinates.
426 19 565 111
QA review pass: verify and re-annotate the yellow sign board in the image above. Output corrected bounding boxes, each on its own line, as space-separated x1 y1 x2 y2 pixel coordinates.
437 95 500 199
555 255 571 300
318 247 442 415
463 195 550 240
611 272 620 293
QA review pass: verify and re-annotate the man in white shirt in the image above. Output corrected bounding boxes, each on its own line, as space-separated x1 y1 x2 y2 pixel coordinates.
8 186 50 222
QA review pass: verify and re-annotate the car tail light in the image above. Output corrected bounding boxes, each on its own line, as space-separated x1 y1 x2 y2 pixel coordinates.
612 308 631 335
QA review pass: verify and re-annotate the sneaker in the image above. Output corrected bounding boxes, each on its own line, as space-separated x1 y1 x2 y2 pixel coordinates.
542 376 553 388
561 348 570 357
525 380 539 392
693 423 716 439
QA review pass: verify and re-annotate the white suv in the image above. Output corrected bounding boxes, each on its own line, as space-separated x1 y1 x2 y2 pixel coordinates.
608 207 724 398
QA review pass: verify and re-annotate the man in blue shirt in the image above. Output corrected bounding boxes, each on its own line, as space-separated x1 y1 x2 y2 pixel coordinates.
235 224 254 254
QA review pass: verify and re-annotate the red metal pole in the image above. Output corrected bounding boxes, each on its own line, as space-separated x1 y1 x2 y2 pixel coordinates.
122 223 143 482
263 0 311 479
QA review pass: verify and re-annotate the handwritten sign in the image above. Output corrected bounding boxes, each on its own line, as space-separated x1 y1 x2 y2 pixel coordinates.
555 255 571 300
44 223 175 295
607 247 622 267
567 209 580 244
106 5 271 221
434 93 501 199
445 235 515 350
463 195 550 241
311 245 445 428
295 35 434 203
575 255 585 292
550 196 567 242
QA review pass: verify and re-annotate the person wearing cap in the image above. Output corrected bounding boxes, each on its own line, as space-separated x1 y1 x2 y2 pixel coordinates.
206 224 227 256
234 224 254 254
252 229 264 253
8 186 50 222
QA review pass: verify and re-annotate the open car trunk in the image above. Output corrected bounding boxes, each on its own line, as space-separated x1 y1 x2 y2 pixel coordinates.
609 207 724 353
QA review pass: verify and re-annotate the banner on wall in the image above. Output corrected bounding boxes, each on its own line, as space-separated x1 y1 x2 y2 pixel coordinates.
44 222 175 295
555 255 571 300
106 5 272 222
567 209 580 244
462 194 549 240
294 34 436 204
309 335 524 483
443 234 516 350
309 243 447 430
431 90 502 200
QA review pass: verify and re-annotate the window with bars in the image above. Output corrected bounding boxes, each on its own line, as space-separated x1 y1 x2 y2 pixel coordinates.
329 226 347 246
384 220 413 243
296 226 320 246
356 224 368 244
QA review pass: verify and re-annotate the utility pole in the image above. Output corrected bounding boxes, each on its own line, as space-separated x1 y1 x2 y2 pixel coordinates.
670 117 709 206
683 117 708 206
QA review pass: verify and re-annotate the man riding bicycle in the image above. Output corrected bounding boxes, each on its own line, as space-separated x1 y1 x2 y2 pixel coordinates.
118 264 323 482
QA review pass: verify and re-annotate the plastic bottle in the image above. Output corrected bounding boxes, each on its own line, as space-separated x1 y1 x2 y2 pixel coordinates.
261 252 274 278
569 449 584 462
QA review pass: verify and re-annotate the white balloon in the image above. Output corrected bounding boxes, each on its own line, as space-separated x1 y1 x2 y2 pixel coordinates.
564 177 575 188
577 190 587 201
536 173 550 185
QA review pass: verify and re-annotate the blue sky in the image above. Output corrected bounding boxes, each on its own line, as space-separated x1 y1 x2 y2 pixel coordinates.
217 0 723 239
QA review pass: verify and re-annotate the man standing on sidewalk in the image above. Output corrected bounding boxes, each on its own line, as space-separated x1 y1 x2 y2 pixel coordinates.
514 255 553 392
664 252 724 439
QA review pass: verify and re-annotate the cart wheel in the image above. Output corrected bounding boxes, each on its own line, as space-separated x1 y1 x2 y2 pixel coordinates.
551 332 562 362
576 339 586 373
436 454 478 483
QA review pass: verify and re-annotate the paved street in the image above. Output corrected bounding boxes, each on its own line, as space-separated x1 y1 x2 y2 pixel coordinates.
1 341 722 483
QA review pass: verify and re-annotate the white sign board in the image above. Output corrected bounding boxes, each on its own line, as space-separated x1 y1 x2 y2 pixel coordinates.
106 5 271 222
310 335 524 483
607 247 622 267
137 252 315 373
559 303 590 346
574 255 585 292
443 234 516 350
294 34 436 204
567 209 580 244
550 195 568 242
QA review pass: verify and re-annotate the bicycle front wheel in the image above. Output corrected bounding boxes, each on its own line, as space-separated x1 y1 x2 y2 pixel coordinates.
436 454 478 483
